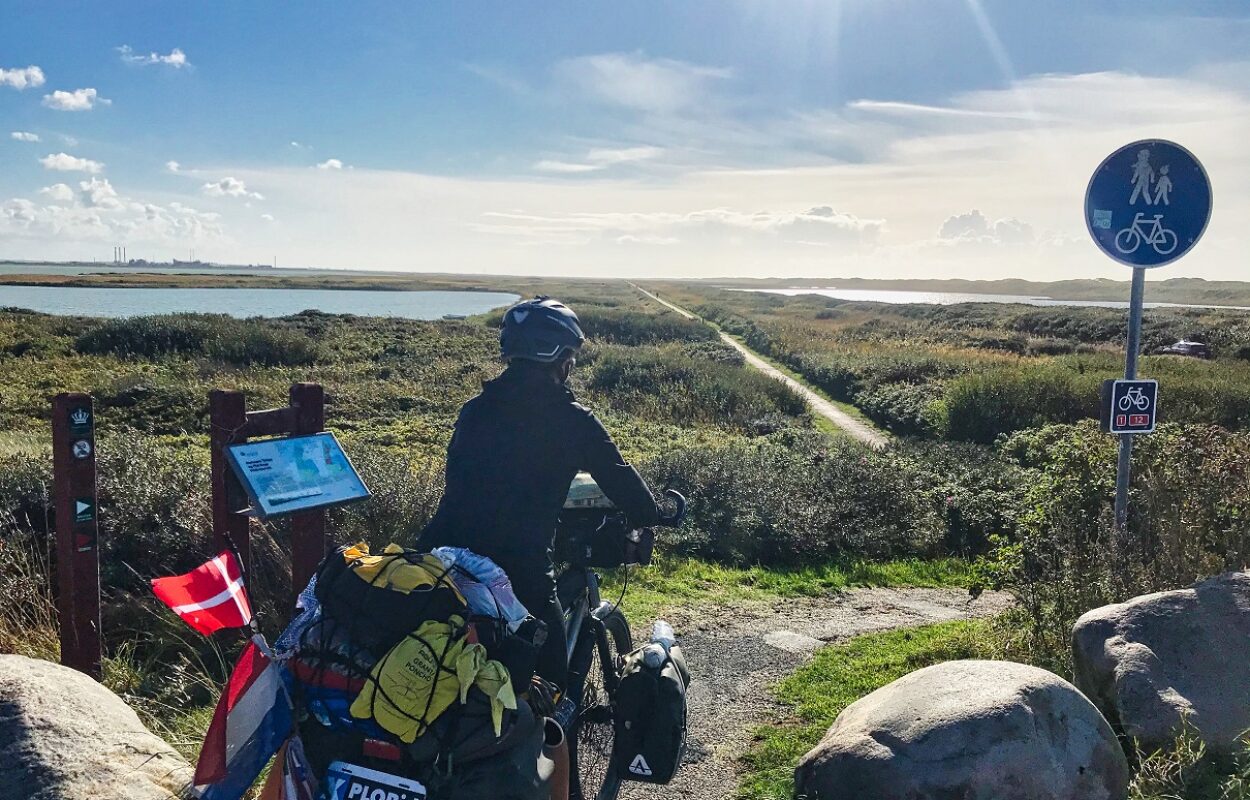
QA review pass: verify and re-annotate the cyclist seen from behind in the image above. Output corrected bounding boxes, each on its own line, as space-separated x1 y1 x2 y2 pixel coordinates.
419 297 661 694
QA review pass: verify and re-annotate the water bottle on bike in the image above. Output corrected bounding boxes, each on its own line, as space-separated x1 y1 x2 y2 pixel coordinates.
643 620 676 668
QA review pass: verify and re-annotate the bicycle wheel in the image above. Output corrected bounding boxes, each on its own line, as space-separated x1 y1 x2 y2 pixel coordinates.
568 610 632 800
1114 228 1140 254
1154 229 1178 255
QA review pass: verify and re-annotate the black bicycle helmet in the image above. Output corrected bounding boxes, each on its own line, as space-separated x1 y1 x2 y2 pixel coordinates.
500 296 586 363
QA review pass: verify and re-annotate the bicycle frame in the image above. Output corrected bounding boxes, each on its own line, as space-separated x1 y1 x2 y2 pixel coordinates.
562 566 612 662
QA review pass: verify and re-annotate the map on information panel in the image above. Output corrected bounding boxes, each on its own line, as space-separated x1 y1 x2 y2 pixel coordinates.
226 433 370 518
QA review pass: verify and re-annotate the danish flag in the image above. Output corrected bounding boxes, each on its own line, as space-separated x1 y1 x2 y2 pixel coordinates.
152 550 254 636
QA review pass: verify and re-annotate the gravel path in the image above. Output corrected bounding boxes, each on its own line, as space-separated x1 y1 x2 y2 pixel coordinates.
619 587 1012 800
631 285 889 449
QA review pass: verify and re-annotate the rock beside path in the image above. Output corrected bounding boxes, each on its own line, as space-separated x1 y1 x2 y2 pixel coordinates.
619 588 1012 800
0 654 192 800
1072 571 1250 753
794 659 1128 800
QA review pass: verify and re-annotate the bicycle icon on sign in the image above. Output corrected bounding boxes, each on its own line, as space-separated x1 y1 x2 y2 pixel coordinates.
1118 386 1151 412
1115 212 1178 256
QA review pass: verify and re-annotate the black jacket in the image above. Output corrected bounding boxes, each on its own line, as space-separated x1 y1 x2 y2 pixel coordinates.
419 366 659 603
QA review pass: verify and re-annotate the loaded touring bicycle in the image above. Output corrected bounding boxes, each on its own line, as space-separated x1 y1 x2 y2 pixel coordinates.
260 475 688 800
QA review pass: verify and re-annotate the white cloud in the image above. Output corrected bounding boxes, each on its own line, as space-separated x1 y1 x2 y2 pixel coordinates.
10 131 40 142
534 145 665 174
42 88 110 111
2 180 222 247
937 209 1035 246
554 52 731 114
587 146 665 164
316 158 344 170
38 152 104 173
77 177 122 209
59 134 78 147
38 183 74 202
118 45 189 68
166 160 182 173
260 213 275 222
0 65 45 90
201 177 263 200
475 205 884 249
533 160 601 174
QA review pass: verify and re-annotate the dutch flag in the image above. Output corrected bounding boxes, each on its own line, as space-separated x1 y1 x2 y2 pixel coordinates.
193 635 295 800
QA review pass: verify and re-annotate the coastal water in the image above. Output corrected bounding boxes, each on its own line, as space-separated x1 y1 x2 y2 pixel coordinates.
749 288 1250 311
0 286 520 319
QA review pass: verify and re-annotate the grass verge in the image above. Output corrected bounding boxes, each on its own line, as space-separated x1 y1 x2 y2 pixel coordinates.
738 615 1250 800
602 555 972 630
738 618 1002 800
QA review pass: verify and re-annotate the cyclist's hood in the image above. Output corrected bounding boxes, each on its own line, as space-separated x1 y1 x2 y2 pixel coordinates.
500 296 586 364
564 472 615 509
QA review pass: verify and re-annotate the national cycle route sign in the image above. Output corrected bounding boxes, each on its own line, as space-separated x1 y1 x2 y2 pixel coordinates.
1101 379 1159 435
1085 139 1212 268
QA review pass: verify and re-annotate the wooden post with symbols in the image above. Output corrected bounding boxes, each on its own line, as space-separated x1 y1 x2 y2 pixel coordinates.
210 389 251 572
52 393 102 679
209 383 327 606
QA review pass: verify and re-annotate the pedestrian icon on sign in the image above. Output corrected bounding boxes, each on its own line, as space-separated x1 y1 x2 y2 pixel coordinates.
1153 165 1172 206
1129 149 1155 206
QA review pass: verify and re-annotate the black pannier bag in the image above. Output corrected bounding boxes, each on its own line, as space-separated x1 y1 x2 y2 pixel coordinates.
613 644 689 784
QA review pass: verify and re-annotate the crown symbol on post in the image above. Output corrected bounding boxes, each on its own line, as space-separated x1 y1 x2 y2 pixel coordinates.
70 409 90 426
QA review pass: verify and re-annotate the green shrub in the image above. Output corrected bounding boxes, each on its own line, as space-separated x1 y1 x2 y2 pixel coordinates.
938 365 1097 443
975 422 1250 665
76 314 320 366
645 430 943 566
892 439 1027 555
856 382 940 435
588 344 807 429
577 308 716 346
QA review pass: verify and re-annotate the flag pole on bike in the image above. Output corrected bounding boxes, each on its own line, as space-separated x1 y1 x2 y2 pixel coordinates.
1085 139 1213 529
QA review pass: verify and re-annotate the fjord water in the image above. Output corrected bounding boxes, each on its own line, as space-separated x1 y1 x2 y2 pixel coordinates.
750 288 1249 311
0 286 520 319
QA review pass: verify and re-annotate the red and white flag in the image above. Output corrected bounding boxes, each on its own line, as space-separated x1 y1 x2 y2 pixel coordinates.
193 636 294 800
152 550 254 636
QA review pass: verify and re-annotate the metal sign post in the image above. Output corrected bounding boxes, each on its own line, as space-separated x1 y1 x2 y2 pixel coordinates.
51 393 102 679
1085 139 1212 528
1114 269 1146 527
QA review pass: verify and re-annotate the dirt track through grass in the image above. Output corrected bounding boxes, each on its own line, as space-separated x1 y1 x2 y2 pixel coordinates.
618 587 1011 800
630 285 889 448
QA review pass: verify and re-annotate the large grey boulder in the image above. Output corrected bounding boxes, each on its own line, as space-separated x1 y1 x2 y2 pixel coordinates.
794 659 1128 800
0 654 192 800
1072 571 1250 753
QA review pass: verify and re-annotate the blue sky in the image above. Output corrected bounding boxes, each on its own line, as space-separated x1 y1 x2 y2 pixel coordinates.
2 1 1249 278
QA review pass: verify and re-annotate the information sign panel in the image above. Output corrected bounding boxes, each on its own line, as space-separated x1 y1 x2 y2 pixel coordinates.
226 433 370 519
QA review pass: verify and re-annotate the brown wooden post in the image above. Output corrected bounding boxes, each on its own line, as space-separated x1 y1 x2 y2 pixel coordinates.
52 393 102 679
288 383 326 594
209 390 251 573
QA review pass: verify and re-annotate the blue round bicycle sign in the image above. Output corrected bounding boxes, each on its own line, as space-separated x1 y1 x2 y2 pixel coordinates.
1085 139 1212 268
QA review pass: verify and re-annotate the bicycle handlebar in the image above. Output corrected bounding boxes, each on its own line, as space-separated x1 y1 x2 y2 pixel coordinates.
657 489 687 528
